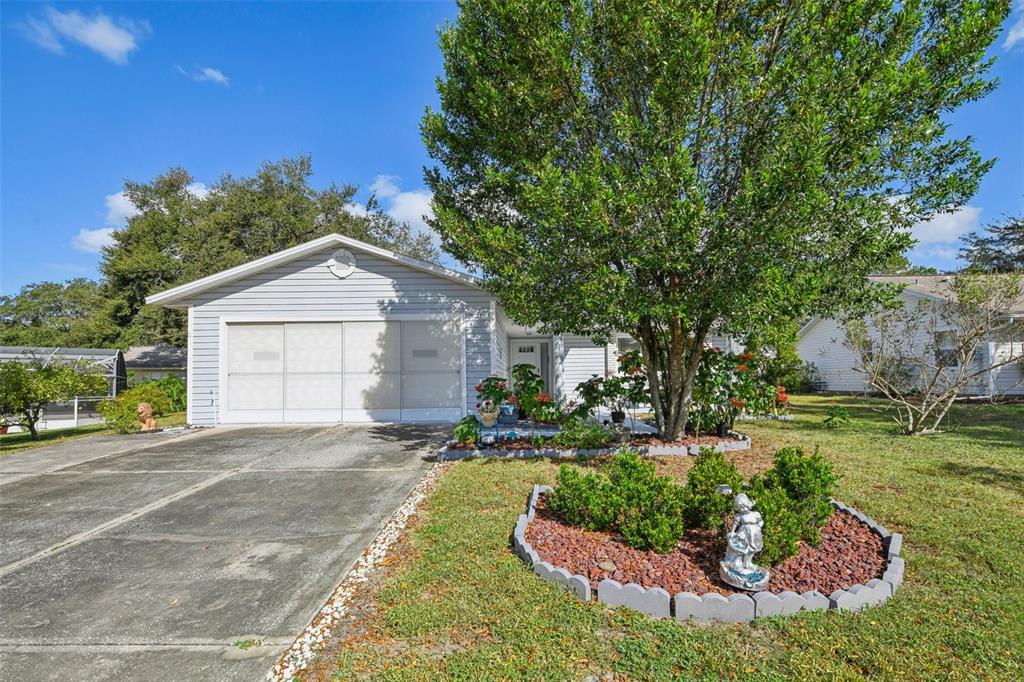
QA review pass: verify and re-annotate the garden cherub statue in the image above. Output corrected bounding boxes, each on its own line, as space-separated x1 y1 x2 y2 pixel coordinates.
719 492 770 591
137 402 158 431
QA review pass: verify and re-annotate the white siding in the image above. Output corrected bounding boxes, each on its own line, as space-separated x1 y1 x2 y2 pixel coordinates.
991 340 1024 395
493 311 509 378
796 317 870 392
558 334 609 398
796 291 1024 396
181 246 493 425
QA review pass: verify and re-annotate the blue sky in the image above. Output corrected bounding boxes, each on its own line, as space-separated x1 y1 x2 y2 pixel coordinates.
2 2 1022 295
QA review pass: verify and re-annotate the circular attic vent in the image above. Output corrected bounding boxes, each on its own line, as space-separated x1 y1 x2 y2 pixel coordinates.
327 248 357 278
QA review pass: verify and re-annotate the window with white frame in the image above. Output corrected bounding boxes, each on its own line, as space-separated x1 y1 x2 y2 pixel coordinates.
934 331 958 367
617 336 640 356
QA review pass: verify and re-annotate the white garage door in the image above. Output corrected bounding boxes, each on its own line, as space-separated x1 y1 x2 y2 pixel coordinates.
223 321 463 424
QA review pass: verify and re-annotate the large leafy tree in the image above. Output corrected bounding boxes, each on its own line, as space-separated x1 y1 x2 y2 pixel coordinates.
0 279 120 347
101 155 438 346
423 0 1009 438
959 214 1024 271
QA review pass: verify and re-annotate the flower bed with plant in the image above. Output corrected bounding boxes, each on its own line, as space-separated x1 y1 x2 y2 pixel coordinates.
513 447 903 620
447 348 773 453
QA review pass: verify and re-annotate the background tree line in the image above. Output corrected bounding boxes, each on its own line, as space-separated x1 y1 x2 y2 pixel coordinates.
1 156 437 349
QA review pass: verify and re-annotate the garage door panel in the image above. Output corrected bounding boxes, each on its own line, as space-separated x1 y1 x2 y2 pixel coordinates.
228 325 283 373
286 374 342 410
344 373 400 410
228 374 283 410
402 321 461 372
402 372 461 409
344 322 400 372
224 319 463 424
286 323 342 373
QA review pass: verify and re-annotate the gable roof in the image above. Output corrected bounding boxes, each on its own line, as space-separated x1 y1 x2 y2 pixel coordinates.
868 274 1024 313
797 274 1024 338
145 234 481 308
124 345 187 369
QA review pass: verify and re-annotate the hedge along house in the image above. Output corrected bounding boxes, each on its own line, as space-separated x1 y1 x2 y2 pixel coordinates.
147 233 704 427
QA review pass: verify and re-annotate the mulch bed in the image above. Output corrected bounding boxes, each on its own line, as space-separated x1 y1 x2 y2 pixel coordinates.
447 434 743 451
525 499 886 596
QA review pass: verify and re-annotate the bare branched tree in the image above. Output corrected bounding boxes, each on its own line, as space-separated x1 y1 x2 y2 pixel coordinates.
845 273 1024 435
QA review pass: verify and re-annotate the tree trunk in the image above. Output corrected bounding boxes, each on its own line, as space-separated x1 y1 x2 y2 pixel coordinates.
636 317 708 441
27 419 38 440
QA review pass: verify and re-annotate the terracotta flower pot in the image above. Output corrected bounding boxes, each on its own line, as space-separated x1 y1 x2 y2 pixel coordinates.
479 409 499 428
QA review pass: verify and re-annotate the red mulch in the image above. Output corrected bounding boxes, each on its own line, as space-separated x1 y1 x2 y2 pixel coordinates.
525 499 886 596
447 434 741 451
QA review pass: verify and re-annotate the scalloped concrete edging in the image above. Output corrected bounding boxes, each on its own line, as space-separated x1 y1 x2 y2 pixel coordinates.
513 488 904 622
441 432 751 461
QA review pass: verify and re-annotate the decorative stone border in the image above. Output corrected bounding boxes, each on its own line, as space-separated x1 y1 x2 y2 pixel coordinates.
266 462 450 682
513 488 904 622
736 414 795 422
441 432 751 461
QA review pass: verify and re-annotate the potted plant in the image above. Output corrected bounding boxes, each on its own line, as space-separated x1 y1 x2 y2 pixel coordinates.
474 375 511 428
511 364 544 420
602 375 629 424
478 398 499 427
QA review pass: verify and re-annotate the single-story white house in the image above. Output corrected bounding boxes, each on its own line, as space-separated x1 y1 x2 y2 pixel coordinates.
125 345 187 383
146 233 735 427
797 275 1024 396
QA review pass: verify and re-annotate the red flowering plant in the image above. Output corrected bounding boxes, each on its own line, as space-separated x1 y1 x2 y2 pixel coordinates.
532 392 561 424
474 376 511 410
774 385 790 415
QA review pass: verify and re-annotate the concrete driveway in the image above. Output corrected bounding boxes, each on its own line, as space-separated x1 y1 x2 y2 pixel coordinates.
0 424 442 681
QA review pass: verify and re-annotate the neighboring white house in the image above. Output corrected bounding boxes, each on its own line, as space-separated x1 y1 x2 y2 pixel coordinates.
147 233 727 427
797 275 1024 396
125 345 187 383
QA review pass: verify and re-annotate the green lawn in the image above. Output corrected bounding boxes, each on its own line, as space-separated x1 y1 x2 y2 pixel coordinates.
317 395 1023 681
0 411 187 455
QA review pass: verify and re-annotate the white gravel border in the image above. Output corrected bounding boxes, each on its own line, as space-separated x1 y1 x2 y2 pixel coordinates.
266 462 450 681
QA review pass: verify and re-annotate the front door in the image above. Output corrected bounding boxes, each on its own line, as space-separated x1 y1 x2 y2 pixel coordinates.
510 339 549 390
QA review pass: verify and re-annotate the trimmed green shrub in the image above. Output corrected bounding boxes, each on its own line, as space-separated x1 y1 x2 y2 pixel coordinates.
548 420 611 449
767 446 838 533
453 415 480 444
547 450 688 552
547 464 617 530
742 446 840 564
607 452 688 552
685 448 743 530
98 384 172 434
745 478 804 566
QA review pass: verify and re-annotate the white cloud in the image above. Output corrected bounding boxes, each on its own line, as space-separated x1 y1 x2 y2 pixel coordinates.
1005 5 1024 49
71 227 116 254
18 8 148 64
370 175 434 235
343 202 368 218
370 175 401 200
186 182 211 199
387 189 435 235
104 192 141 225
176 65 230 86
909 206 981 245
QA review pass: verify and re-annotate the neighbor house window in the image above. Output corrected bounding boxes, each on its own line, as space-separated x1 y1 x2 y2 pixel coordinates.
617 336 640 356
934 331 958 367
